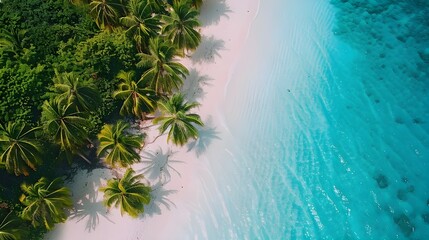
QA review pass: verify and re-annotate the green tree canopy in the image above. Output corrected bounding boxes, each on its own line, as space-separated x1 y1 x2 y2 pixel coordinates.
100 168 151 217
137 37 189 95
0 63 47 123
113 70 158 119
188 0 203 9
20 177 73 230
162 0 201 50
97 121 143 168
89 0 124 31
0 29 28 58
0 209 29 240
46 71 102 112
41 100 91 154
120 0 162 52
154 93 203 145
0 122 42 176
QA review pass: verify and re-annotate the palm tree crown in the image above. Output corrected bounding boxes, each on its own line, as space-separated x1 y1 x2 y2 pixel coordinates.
162 0 201 50
189 0 203 9
137 37 189 95
47 71 101 112
113 70 158 119
89 0 123 31
0 209 29 240
20 177 73 230
154 93 203 145
0 29 28 57
41 100 90 153
100 168 151 218
0 122 42 176
120 0 161 52
146 0 166 13
97 121 143 168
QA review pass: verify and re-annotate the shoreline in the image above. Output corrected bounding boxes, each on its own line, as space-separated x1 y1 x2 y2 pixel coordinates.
45 0 260 239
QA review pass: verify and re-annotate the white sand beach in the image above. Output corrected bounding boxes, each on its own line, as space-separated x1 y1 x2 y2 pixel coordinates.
45 0 260 239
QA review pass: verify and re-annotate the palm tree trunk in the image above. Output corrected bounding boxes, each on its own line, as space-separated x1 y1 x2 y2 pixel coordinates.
141 124 157 129
145 133 164 145
78 153 91 164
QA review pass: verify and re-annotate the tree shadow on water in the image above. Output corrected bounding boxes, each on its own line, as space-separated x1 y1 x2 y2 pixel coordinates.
181 68 213 102
199 0 231 27
191 35 225 64
143 182 177 216
69 196 114 232
139 147 183 184
187 117 221 157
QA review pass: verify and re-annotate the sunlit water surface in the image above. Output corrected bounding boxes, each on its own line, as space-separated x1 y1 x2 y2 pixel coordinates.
196 0 429 239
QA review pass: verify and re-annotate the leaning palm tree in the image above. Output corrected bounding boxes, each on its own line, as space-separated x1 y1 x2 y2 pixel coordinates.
41 100 91 159
97 121 143 168
113 70 158 119
0 122 42 176
20 177 73 230
100 168 151 218
162 0 201 51
0 209 29 240
154 93 203 146
120 0 162 52
137 37 189 95
47 71 101 112
89 0 123 31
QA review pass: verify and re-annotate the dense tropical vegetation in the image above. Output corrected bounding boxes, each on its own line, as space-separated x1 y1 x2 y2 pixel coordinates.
0 0 205 238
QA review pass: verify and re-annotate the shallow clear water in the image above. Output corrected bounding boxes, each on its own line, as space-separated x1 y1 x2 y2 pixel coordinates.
199 0 429 239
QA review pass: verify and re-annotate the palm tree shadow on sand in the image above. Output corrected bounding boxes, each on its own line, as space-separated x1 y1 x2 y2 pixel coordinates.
139 148 183 184
69 196 114 232
181 68 213 102
199 0 231 27
190 35 225 64
187 117 221 157
66 169 114 232
142 182 178 216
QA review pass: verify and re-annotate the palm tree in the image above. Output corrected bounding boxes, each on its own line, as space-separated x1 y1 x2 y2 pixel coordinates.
20 177 73 230
162 0 201 51
154 93 203 145
113 70 158 119
0 29 28 57
0 122 42 176
47 71 101 112
147 0 166 12
97 121 143 168
189 0 203 9
0 209 29 240
41 100 91 156
168 0 203 9
100 168 151 218
120 0 161 52
89 0 123 31
137 37 189 95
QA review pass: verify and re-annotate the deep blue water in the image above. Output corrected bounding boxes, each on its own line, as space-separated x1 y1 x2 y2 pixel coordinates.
207 0 429 239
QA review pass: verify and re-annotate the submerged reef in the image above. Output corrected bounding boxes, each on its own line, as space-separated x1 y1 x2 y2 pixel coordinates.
331 0 429 96
332 1 429 238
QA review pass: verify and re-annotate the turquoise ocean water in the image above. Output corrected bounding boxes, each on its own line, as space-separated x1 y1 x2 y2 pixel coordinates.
196 0 429 239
